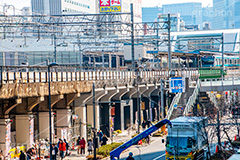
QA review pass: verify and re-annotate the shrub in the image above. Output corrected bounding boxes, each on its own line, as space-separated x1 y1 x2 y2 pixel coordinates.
116 130 122 134
131 134 146 143
96 142 123 158
152 131 164 137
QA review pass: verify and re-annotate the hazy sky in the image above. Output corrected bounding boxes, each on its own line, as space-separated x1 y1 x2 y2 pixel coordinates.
0 0 213 12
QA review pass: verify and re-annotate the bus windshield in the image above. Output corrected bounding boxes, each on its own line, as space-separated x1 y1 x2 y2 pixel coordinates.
166 137 191 149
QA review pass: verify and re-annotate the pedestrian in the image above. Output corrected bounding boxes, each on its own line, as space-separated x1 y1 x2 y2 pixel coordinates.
101 134 108 146
0 150 4 160
57 138 62 148
51 144 58 160
79 137 86 155
145 135 150 145
64 139 69 156
146 119 152 128
87 139 93 155
26 148 34 160
142 120 146 130
126 152 134 160
76 137 81 154
97 130 103 142
58 139 66 159
19 150 26 160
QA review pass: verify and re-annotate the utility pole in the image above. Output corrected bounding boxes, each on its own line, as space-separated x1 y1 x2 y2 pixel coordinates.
161 79 164 119
77 34 82 69
53 34 57 63
102 50 104 68
137 68 140 134
93 83 97 160
167 13 171 70
217 110 221 152
130 3 135 69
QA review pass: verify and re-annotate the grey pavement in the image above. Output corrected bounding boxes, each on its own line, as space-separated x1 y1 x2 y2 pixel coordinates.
104 136 166 160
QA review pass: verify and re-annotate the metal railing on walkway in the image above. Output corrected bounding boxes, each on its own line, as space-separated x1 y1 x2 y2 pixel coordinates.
166 92 182 120
184 80 200 116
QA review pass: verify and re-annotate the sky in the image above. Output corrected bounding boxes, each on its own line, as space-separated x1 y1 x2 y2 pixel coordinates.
0 0 213 12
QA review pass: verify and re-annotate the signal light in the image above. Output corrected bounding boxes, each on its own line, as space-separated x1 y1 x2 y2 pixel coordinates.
225 92 228 95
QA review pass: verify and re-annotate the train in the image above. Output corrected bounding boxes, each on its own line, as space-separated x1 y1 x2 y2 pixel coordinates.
201 55 240 68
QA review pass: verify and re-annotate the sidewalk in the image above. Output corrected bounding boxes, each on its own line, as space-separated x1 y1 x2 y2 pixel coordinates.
65 129 138 160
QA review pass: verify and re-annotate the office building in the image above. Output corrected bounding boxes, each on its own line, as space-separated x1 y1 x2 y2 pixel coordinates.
212 0 236 29
162 3 202 29
235 1 240 28
31 0 97 15
142 7 162 23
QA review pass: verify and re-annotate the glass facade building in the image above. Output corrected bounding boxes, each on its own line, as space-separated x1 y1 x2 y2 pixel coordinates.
142 7 162 23
162 3 202 29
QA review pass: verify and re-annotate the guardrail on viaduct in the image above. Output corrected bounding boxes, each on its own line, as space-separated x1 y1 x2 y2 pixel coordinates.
0 66 199 99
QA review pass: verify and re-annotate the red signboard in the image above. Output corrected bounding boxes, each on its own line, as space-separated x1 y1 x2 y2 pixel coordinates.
100 0 110 6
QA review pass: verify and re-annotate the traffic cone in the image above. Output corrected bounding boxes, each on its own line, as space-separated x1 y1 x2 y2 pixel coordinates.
235 135 237 141
215 145 219 153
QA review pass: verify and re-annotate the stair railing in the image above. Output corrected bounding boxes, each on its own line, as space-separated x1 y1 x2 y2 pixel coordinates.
166 92 182 120
184 79 200 116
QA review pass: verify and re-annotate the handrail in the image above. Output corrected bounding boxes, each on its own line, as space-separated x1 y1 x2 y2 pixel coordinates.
184 80 200 116
0 69 199 84
207 92 218 108
166 92 182 120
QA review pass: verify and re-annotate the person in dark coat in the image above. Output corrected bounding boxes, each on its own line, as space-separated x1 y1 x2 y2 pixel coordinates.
142 120 146 130
101 134 108 146
20 150 26 160
51 144 58 160
76 137 81 154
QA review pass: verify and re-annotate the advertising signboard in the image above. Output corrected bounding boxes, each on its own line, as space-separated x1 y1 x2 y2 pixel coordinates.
5 123 11 157
99 0 121 13
29 118 34 147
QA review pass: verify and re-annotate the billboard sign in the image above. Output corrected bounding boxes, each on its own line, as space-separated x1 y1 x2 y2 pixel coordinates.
170 77 185 93
100 0 121 13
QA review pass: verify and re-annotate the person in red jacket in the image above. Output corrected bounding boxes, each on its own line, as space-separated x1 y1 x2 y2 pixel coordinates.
58 139 66 159
79 137 86 155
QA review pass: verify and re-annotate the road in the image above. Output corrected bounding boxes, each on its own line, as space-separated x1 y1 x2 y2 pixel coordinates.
108 137 166 160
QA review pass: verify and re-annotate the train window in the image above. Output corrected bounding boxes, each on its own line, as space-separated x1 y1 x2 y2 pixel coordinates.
230 59 232 64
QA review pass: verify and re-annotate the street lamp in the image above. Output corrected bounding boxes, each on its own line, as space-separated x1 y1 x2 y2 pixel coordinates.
47 60 58 160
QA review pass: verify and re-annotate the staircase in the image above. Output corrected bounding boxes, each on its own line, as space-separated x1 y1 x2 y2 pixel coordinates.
170 87 195 120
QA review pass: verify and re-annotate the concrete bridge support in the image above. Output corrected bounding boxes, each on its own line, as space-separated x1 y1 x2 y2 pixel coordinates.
56 109 72 141
15 115 32 148
0 119 8 156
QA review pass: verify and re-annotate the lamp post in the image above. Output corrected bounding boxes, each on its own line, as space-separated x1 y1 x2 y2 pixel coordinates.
47 60 58 160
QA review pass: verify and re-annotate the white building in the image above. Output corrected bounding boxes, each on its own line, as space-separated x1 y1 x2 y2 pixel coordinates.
31 0 97 15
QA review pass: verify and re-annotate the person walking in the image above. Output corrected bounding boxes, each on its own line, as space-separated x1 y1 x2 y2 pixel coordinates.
146 119 152 128
19 150 26 160
87 139 93 155
26 148 34 160
97 130 103 143
101 134 108 146
145 135 150 145
0 150 4 160
59 139 66 159
142 120 146 130
76 137 81 154
79 137 86 155
126 152 134 160
64 139 69 156
51 144 58 160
